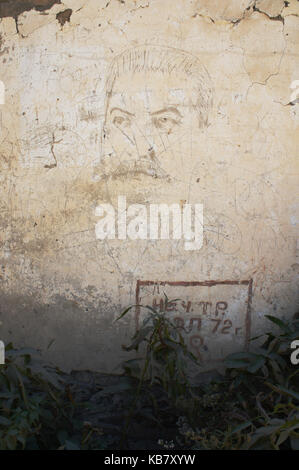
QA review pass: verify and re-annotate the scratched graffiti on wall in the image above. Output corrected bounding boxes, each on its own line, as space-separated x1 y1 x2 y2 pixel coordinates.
136 280 253 365
100 45 213 183
0 0 298 373
92 46 246 272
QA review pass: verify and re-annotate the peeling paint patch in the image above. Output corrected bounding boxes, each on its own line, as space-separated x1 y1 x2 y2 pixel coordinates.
0 0 61 19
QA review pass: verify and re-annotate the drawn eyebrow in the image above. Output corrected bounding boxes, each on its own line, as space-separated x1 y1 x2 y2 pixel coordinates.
150 107 182 118
110 107 135 117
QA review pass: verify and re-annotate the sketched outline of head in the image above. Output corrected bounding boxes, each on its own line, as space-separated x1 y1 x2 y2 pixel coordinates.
102 44 213 143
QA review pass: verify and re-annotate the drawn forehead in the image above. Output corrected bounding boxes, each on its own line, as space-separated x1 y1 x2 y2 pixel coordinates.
108 87 185 102
110 69 192 94
106 70 199 114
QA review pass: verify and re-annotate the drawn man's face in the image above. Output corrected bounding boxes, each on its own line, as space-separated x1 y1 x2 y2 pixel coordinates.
102 70 204 182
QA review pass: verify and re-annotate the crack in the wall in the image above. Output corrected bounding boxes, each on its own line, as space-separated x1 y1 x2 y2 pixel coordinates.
253 5 284 23
44 133 61 169
192 0 298 26
192 13 215 24
244 31 287 99
14 17 21 36
0 0 297 30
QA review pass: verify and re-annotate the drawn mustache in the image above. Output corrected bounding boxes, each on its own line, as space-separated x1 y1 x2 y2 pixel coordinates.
99 156 170 180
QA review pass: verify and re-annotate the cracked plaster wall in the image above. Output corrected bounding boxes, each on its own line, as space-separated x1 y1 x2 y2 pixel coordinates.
0 0 298 372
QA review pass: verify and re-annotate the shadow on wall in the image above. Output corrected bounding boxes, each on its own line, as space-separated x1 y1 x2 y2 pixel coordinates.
0 293 131 372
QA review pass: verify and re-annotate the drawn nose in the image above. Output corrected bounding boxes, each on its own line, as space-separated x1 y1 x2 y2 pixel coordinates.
134 132 154 160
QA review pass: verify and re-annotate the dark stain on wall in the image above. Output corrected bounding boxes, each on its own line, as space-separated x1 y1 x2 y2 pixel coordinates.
0 0 61 19
56 8 72 27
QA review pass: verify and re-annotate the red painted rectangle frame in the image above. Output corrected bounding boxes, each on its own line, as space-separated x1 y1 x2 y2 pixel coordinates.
135 279 253 350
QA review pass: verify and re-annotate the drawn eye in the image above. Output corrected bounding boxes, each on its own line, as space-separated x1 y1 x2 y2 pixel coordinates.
152 116 180 133
113 115 131 129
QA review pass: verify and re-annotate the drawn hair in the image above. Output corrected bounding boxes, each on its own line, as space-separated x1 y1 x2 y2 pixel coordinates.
105 45 213 127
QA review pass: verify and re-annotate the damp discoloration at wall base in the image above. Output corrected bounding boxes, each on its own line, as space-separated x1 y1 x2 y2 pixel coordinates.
0 0 298 372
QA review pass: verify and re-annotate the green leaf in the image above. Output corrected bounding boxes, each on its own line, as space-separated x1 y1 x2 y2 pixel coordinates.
17 434 26 448
144 305 160 314
276 430 290 447
224 351 257 364
65 439 80 450
122 326 152 351
224 358 250 369
266 383 299 401
230 421 252 435
6 435 17 450
114 305 135 322
247 356 265 373
28 363 62 390
264 315 291 335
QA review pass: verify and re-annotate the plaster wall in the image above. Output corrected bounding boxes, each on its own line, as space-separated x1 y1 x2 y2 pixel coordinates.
0 0 298 372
